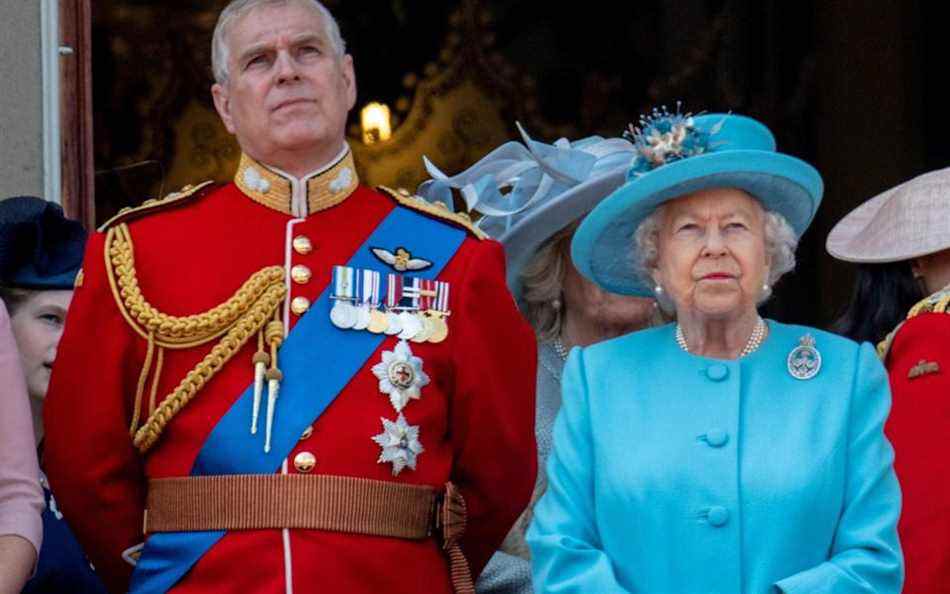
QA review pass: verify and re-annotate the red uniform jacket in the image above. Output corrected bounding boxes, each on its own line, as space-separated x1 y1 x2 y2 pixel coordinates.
882 294 950 594
44 152 537 594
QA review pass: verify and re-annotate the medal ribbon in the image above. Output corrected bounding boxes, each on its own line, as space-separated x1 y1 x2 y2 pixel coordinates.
436 281 450 313
386 273 402 309
400 277 421 310
418 279 436 311
333 266 355 301
362 269 380 307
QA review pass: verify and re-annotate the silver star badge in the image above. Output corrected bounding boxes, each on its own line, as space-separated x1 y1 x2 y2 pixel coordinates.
372 413 424 476
371 339 430 412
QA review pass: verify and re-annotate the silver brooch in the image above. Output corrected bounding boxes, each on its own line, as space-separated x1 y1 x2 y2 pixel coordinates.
371 339 430 412
787 334 822 380
372 413 424 476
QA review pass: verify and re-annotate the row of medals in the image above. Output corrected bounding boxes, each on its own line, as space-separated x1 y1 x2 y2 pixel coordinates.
330 300 449 344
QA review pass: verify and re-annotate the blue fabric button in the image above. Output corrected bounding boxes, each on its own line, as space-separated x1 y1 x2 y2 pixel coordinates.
708 506 730 527
706 364 729 381
706 429 729 448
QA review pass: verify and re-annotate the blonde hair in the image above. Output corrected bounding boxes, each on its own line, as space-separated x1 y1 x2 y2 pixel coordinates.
519 223 578 343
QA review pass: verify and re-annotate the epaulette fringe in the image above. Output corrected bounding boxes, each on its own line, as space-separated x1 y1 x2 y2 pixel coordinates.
98 181 215 232
377 185 487 240
877 288 950 359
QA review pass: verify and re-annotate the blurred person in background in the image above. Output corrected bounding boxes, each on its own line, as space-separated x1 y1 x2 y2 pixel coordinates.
0 195 105 593
421 125 659 594
828 167 950 594
0 298 43 594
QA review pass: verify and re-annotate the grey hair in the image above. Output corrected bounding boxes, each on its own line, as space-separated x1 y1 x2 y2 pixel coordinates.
632 204 798 305
519 223 577 343
211 0 346 85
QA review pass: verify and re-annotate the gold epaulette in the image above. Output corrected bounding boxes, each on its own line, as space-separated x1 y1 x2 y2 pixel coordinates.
377 185 488 240
97 181 215 232
906 288 950 317
877 288 950 359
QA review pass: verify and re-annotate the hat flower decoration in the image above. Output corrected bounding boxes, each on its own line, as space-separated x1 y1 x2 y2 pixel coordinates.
625 104 725 176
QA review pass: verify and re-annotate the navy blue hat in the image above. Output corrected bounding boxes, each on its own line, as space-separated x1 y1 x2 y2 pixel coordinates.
0 197 87 290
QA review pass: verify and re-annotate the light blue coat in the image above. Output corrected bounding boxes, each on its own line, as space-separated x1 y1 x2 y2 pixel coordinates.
527 321 903 594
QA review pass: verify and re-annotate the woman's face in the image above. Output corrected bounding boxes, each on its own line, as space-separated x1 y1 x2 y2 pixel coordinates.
652 187 770 320
913 248 950 295
562 252 657 334
9 290 73 401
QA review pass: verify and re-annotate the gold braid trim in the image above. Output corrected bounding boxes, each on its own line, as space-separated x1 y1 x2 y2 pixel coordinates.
98 181 214 232
907 288 950 317
877 287 950 359
103 223 287 453
132 282 287 453
377 186 487 240
106 224 286 348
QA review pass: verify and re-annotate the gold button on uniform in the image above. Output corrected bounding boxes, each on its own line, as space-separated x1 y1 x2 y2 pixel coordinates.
292 235 313 255
291 265 312 284
300 426 314 441
291 296 311 315
294 451 316 473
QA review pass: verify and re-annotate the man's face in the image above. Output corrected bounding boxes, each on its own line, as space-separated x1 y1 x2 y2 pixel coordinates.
212 2 356 166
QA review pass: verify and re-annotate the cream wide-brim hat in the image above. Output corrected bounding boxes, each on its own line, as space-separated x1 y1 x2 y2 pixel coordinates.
827 167 950 263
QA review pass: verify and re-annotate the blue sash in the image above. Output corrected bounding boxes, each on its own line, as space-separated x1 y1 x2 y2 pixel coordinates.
129 206 466 593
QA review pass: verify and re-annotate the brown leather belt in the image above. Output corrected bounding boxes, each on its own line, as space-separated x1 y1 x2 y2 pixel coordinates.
146 474 474 594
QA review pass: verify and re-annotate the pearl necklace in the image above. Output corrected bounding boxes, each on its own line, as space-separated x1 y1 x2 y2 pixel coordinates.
675 317 767 358
553 337 569 361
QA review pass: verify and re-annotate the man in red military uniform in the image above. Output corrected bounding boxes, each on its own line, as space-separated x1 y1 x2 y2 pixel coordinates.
43 1 537 593
827 167 950 593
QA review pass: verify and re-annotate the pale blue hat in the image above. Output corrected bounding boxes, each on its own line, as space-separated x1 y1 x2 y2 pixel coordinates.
418 124 638 299
571 110 824 297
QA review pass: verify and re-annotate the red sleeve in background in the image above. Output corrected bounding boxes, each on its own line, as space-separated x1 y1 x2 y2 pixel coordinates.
448 239 538 577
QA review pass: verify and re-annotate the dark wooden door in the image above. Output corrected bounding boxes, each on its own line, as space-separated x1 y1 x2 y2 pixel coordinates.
59 0 95 229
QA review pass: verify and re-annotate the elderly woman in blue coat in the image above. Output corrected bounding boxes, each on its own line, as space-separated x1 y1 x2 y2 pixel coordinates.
526 109 903 593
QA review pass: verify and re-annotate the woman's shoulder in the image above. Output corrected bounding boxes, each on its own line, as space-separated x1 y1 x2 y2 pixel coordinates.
769 320 863 353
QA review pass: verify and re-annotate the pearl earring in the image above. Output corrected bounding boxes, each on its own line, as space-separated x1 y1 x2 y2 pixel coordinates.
653 285 664 296
552 299 562 311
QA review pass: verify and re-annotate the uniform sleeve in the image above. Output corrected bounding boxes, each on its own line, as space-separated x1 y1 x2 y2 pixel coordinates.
527 348 631 594
0 301 44 557
449 239 537 577
43 231 146 594
774 342 904 594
